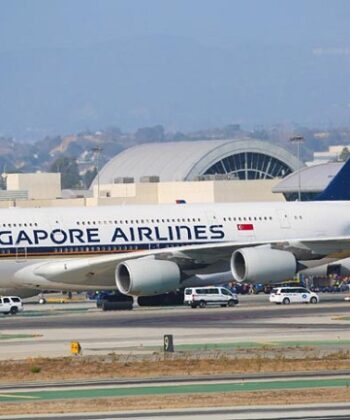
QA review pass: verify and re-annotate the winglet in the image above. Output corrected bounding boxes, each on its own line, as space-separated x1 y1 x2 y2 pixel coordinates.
317 158 350 200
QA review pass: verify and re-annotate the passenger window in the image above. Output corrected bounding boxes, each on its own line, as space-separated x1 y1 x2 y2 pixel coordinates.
211 289 219 294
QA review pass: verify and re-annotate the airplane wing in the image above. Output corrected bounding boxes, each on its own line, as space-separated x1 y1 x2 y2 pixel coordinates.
14 236 350 289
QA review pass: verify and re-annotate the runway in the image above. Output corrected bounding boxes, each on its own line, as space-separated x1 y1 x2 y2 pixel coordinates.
1 294 350 418
2 403 350 419
0 294 350 359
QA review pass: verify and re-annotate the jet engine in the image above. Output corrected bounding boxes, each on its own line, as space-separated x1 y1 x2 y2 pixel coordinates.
116 259 181 296
231 247 297 284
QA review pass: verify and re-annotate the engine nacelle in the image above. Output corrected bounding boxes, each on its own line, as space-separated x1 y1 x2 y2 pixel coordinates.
116 259 181 296
231 247 297 284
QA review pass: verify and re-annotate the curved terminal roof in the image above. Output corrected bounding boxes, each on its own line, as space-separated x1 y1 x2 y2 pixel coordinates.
272 162 343 193
94 139 302 185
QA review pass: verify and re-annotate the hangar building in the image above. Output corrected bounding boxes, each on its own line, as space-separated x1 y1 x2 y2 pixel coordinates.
90 139 302 204
94 139 301 183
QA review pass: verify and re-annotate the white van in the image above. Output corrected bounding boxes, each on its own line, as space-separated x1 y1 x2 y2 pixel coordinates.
0 296 23 315
269 287 319 305
184 287 239 308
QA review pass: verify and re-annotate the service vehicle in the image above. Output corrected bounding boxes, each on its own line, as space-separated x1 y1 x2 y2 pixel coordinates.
184 287 239 308
0 296 23 315
269 287 319 305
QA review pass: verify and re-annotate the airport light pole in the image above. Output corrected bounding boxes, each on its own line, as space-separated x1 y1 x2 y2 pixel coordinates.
92 146 102 200
289 136 304 201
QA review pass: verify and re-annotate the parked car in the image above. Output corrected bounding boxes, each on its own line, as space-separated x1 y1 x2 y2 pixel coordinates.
269 287 319 305
0 296 23 315
184 287 239 308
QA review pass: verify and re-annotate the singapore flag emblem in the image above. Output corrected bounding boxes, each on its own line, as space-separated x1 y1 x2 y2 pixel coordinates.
237 223 254 231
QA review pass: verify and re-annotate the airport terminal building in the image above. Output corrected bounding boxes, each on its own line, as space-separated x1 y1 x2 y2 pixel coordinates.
0 139 344 207
90 139 302 204
272 161 343 201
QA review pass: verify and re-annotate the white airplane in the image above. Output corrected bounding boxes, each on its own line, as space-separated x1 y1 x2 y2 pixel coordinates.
0 160 349 299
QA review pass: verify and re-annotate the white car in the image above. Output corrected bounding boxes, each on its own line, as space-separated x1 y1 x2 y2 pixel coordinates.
0 296 23 315
184 287 239 308
269 287 319 305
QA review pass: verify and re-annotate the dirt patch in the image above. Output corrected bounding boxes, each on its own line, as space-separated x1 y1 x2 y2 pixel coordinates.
1 348 350 383
2 349 350 415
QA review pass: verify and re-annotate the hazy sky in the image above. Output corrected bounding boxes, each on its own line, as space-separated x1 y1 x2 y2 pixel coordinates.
1 0 350 138
1 0 350 50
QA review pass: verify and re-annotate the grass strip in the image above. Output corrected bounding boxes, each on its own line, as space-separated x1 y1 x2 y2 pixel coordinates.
140 339 350 352
1 377 350 402
0 334 38 340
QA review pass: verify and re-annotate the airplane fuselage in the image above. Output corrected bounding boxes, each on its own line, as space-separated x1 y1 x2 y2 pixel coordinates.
0 201 348 293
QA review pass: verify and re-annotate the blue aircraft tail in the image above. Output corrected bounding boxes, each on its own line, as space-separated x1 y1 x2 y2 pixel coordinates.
317 158 350 200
